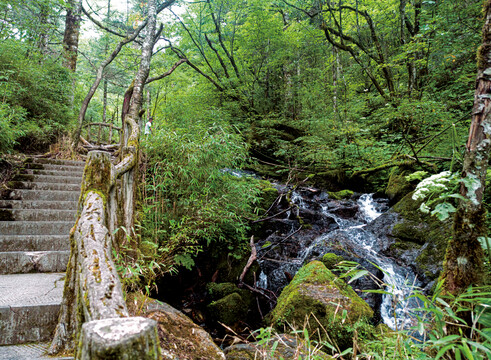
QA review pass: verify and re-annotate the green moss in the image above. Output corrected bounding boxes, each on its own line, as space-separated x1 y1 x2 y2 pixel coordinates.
385 167 414 203
207 282 243 301
311 169 347 190
207 292 248 328
6 180 25 189
268 261 373 350
321 253 344 269
327 189 354 200
391 192 451 279
12 174 34 182
392 222 426 244
257 180 279 212
260 242 271 250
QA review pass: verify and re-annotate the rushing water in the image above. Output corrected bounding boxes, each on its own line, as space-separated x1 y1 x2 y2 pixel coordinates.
257 191 420 330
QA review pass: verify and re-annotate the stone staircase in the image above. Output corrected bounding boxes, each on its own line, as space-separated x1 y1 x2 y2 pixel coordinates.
0 158 84 359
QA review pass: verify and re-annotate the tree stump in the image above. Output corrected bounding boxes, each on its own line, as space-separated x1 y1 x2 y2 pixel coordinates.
77 317 161 360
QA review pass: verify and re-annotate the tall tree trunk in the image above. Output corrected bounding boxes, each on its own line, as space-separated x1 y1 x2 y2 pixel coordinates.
63 0 82 71
119 0 158 245
37 5 50 57
333 46 339 119
442 0 490 295
102 0 111 125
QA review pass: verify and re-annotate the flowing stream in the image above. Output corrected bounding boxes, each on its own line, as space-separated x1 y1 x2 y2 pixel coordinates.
257 191 420 331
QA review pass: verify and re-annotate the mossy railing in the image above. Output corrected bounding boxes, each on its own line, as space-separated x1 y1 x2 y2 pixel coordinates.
49 151 160 359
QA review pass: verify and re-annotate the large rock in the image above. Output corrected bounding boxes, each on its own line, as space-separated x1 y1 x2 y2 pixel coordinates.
267 261 374 350
384 167 415 205
224 334 333 359
127 294 225 360
366 192 452 285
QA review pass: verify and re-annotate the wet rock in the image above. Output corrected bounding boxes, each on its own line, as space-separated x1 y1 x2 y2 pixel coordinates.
297 207 338 231
328 201 359 218
366 192 452 284
267 261 374 350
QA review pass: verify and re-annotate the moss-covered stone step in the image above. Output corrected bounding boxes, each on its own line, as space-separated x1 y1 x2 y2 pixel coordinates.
9 181 81 192
0 209 76 222
0 200 77 210
0 221 73 235
0 251 69 274
0 273 64 345
5 189 80 202
0 235 69 252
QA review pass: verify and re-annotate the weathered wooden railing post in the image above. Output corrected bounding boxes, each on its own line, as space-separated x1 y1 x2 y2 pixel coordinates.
48 151 160 359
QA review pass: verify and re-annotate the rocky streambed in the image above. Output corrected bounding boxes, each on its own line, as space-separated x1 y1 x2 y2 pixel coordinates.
150 180 450 358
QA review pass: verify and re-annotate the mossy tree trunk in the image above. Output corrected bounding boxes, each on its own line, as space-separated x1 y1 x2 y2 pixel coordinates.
62 0 82 72
49 0 160 356
442 0 491 295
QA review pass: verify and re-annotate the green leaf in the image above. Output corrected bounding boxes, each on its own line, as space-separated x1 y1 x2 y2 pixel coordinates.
431 202 456 221
347 270 369 284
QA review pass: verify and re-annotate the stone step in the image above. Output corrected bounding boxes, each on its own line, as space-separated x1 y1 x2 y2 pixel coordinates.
0 342 73 359
14 174 82 185
11 182 81 192
0 209 76 222
31 158 85 167
23 168 84 177
0 251 69 274
4 189 80 202
0 235 69 252
0 221 73 235
24 162 85 172
0 273 65 345
0 200 78 210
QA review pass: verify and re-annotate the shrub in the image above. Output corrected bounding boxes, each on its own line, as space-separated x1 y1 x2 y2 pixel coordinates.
141 115 260 273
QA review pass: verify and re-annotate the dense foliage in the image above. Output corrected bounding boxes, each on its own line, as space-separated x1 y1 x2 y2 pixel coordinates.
0 40 73 152
141 106 260 272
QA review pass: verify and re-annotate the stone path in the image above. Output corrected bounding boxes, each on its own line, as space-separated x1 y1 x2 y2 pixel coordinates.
0 158 84 359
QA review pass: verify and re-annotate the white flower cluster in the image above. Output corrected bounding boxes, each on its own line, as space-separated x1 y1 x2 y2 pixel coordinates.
412 171 452 201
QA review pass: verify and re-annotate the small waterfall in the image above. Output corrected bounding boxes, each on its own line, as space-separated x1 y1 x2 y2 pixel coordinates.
257 191 419 331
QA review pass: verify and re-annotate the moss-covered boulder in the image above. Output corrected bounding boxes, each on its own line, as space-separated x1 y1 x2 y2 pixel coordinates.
207 282 244 301
207 292 250 330
267 261 373 350
385 167 414 204
257 180 279 212
224 333 333 359
311 169 348 191
327 189 354 200
321 253 344 270
126 293 225 360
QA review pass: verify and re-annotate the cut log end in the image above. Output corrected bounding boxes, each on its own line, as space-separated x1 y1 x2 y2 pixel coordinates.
78 317 160 360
